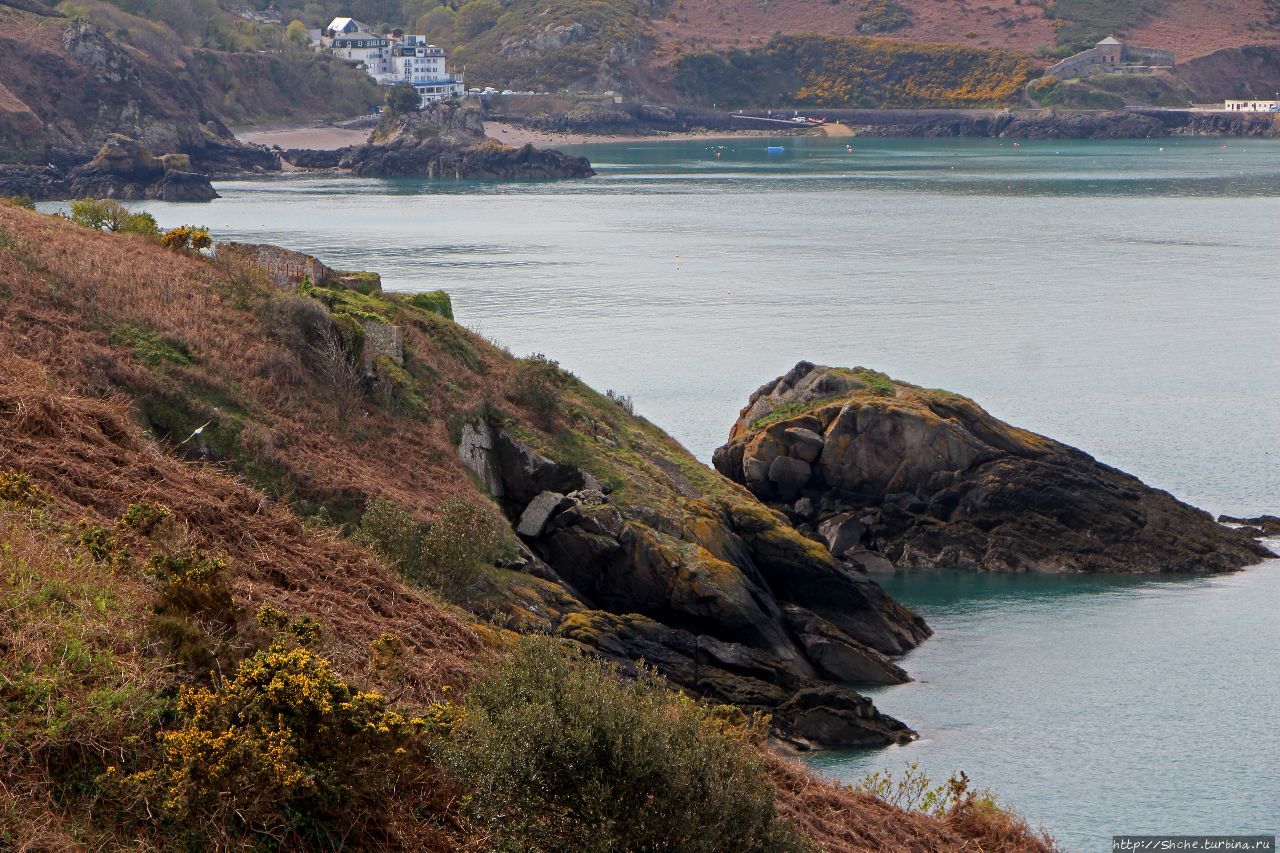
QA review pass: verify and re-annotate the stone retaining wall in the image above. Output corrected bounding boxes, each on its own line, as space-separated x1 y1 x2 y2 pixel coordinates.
217 242 334 289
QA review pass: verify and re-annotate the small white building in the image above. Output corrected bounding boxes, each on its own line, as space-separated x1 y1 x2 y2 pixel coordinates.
1224 99 1280 112
326 17 370 36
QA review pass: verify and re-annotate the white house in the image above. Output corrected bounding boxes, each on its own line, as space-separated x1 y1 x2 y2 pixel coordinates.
1224 99 1280 112
326 17 370 36
328 21 391 75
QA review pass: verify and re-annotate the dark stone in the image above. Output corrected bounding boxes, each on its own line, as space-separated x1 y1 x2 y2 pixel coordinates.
66 135 217 201
560 610 915 748
0 165 69 201
773 685 916 749
782 605 908 685
342 138 594 180
493 430 601 509
1219 513 1280 536
281 148 347 170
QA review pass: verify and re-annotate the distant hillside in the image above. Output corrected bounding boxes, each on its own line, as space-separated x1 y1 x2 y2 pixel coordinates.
0 1 379 164
352 0 1280 103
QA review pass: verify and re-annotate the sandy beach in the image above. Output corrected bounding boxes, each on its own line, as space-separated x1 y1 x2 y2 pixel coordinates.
232 119 851 151
234 125 372 150
482 121 811 147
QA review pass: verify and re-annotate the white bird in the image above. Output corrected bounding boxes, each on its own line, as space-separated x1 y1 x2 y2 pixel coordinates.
180 422 211 445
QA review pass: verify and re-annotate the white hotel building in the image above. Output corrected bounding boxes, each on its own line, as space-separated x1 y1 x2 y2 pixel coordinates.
325 17 465 106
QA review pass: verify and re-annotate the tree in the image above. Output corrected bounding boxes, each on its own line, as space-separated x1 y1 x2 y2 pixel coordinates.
119 211 161 238
284 19 310 47
415 6 456 47
69 198 129 232
386 83 422 114
455 0 502 40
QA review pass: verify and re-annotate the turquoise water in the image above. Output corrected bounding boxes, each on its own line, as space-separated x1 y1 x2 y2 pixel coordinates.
130 135 1279 848
807 566 1280 850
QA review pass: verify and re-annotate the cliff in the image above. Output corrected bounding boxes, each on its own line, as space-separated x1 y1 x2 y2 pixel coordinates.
714 362 1272 574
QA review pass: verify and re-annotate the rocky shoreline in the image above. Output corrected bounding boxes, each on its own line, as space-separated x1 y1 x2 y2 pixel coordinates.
1 101 593 202
491 104 1280 142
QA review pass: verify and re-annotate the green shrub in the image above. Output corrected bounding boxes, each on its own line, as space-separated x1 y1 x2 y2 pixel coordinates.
329 311 367 359
119 501 170 536
67 198 159 238
509 352 568 427
605 388 634 415
456 0 503 39
77 521 131 569
853 761 967 816
119 211 161 239
371 354 427 417
146 549 235 623
386 82 422 114
407 289 454 320
69 198 129 231
3 194 35 209
357 495 513 601
441 635 811 852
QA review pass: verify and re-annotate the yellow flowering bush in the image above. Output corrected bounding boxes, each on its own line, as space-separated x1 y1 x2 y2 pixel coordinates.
114 640 447 844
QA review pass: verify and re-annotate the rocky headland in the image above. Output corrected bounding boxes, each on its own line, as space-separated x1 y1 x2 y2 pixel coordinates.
714 362 1273 575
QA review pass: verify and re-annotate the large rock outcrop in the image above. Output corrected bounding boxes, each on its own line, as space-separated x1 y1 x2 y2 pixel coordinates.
66 135 217 201
714 362 1273 575
341 138 594 180
458 418 928 749
329 103 594 180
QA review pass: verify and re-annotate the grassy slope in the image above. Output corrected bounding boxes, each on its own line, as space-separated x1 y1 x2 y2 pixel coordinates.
0 202 1061 850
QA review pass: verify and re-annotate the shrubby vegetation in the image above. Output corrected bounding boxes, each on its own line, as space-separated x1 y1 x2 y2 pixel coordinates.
674 35 1035 109
357 495 514 600
1046 0 1169 50
68 198 160 237
855 762 1059 849
159 225 213 252
442 635 812 852
110 636 440 846
857 0 913 34
510 352 570 426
